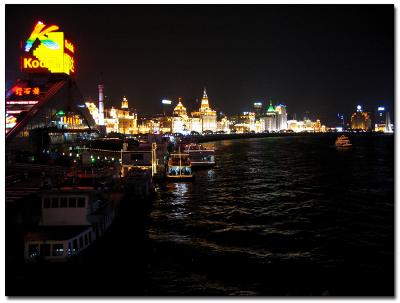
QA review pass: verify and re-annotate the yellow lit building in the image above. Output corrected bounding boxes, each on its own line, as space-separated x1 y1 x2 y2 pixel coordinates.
86 96 138 135
286 119 326 133
351 105 372 131
233 112 256 133
217 116 231 133
191 88 217 132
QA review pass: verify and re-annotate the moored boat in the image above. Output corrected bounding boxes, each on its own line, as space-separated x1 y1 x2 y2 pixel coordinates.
183 143 216 168
167 149 194 180
24 186 116 262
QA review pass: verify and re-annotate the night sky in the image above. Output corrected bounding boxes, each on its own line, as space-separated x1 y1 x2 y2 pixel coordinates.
6 5 394 124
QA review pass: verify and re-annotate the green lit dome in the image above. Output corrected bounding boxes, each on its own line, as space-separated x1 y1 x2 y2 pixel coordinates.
267 101 275 112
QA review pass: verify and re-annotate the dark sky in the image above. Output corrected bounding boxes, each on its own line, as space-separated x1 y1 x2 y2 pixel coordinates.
6 4 394 124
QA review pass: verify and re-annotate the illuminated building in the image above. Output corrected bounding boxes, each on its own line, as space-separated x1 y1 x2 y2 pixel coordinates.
121 96 129 109
173 99 188 117
260 101 276 132
286 118 326 133
217 116 231 133
158 116 173 133
172 99 190 134
275 104 288 130
385 112 393 133
253 102 263 117
374 106 393 133
350 105 372 131
171 116 190 134
287 120 299 132
255 120 265 133
233 112 256 133
191 88 217 132
336 113 345 129
86 96 138 135
189 117 203 134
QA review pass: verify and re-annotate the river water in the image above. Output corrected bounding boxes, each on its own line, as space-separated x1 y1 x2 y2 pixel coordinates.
144 134 394 295
7 134 394 296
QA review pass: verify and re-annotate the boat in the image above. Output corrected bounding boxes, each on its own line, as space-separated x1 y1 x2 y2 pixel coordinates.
23 168 119 263
183 143 216 168
166 148 194 180
24 187 116 262
122 167 154 199
335 135 352 148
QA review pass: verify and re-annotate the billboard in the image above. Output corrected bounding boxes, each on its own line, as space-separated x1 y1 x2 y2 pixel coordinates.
21 21 75 75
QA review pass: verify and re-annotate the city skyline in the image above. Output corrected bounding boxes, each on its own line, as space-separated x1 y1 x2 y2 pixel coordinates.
6 5 394 124
4 4 395 297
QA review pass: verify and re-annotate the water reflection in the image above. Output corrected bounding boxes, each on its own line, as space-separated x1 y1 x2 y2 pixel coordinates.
148 135 394 295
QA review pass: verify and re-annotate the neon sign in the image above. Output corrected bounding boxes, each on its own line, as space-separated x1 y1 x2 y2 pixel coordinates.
6 114 17 129
21 21 75 75
14 86 40 96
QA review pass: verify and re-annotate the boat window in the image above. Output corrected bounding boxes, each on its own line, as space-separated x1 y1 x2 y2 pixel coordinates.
60 197 68 208
40 244 51 257
79 237 84 249
68 242 72 255
68 197 77 208
52 244 64 256
43 198 51 208
28 244 39 258
51 197 59 208
72 239 78 252
77 197 86 208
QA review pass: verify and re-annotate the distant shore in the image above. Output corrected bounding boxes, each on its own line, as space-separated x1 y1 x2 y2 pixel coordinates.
193 131 393 143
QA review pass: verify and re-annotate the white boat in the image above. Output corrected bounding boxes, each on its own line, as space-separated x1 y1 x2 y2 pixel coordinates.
335 135 352 148
183 143 216 168
23 169 119 263
167 148 194 180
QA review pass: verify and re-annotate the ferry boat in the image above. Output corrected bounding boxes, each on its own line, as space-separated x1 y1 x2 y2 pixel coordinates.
166 149 194 180
335 135 352 148
183 143 216 168
23 168 120 263
24 187 116 262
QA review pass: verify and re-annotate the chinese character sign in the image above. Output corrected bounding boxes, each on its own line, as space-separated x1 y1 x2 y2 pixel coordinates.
14 86 40 96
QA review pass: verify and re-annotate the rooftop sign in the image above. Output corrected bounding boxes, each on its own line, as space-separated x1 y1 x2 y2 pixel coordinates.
21 21 75 75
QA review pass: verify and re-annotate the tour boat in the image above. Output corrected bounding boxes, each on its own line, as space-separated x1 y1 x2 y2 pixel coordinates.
183 143 216 168
24 186 116 262
167 148 194 180
335 135 352 148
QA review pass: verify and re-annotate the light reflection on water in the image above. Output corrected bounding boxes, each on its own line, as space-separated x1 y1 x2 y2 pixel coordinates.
148 135 394 295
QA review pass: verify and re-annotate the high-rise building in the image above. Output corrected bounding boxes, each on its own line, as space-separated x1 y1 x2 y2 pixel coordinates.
336 113 345 129
374 106 393 133
275 104 287 130
385 111 393 133
253 102 263 117
350 105 372 131
261 101 277 132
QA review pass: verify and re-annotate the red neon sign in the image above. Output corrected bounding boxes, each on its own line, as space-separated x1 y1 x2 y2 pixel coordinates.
14 86 40 96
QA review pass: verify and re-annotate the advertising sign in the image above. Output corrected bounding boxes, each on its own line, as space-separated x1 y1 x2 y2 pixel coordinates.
21 21 75 75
